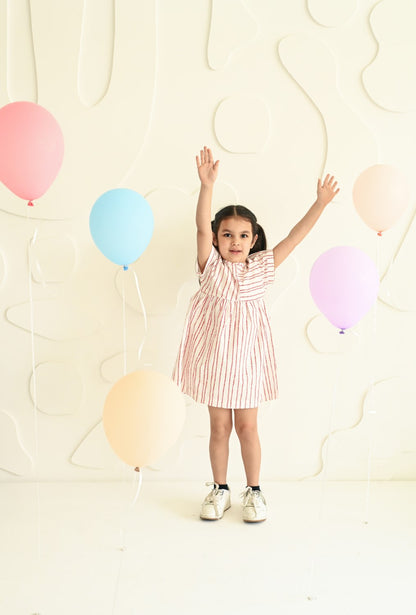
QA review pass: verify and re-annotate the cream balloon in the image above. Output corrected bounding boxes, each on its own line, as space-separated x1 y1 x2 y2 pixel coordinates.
353 164 410 235
103 370 186 468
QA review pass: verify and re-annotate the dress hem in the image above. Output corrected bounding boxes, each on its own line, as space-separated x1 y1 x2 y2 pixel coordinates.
179 389 279 409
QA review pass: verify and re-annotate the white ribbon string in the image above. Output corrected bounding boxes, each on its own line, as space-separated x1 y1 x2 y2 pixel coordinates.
364 232 381 523
132 269 148 363
110 269 147 615
26 211 42 613
131 467 143 507
28 229 39 462
307 342 344 600
111 469 143 615
121 268 127 377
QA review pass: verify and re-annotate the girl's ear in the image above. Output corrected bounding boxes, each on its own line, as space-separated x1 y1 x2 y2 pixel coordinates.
212 231 218 246
251 234 258 248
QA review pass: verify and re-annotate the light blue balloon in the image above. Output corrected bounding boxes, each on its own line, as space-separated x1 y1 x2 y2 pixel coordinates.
89 189 154 267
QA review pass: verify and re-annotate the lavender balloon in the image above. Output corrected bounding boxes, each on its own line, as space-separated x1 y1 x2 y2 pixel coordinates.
309 246 379 333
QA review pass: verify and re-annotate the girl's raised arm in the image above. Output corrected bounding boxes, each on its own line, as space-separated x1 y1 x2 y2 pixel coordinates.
196 146 220 273
273 174 340 268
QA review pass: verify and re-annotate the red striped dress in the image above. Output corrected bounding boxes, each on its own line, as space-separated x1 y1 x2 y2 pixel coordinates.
173 246 278 409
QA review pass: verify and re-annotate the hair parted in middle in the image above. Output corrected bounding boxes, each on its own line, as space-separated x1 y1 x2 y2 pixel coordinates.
211 205 267 255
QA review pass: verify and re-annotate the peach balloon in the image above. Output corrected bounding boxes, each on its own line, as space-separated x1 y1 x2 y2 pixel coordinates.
353 164 409 235
103 370 186 468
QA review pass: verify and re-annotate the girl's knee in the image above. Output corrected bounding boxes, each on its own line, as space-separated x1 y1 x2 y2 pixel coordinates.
235 421 258 441
209 407 232 440
211 421 232 440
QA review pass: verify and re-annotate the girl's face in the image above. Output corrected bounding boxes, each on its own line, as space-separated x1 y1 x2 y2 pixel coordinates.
213 217 258 263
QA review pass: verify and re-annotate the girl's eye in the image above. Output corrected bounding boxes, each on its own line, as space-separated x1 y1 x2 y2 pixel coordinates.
241 234 248 238
224 233 231 237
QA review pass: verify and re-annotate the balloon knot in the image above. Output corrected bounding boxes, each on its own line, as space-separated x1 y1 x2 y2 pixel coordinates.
377 231 382 236
339 329 345 335
123 265 128 271
134 467 141 473
28 201 34 207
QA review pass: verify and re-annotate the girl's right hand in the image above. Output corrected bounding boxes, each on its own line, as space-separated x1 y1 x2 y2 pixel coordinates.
196 146 219 186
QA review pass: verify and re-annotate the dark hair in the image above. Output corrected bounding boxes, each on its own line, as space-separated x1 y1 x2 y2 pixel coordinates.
211 205 267 254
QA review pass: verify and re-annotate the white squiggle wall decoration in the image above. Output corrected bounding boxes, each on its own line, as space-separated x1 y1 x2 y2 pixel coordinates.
77 0 114 107
6 0 37 103
31 233 77 284
379 208 416 311
0 411 33 476
100 351 145 384
135 187 195 315
118 0 159 186
29 362 84 416
0 250 5 287
6 299 102 341
0 0 158 221
313 375 416 480
266 256 298 315
363 0 416 112
70 420 116 470
207 0 258 70
203 180 240 211
307 0 358 28
214 95 271 153
306 315 360 354
278 34 379 184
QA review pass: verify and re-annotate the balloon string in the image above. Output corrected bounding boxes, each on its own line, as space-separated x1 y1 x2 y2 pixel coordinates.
375 232 381 329
111 469 143 615
364 233 381 523
131 467 143 506
121 268 127 377
26 212 42 609
307 345 344 600
27 228 39 461
132 270 148 362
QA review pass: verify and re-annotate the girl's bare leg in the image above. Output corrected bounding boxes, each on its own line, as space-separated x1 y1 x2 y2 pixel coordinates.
234 408 261 486
208 406 233 484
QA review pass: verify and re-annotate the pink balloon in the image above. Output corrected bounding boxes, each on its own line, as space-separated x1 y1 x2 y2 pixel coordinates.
353 164 409 235
0 101 64 202
309 246 379 332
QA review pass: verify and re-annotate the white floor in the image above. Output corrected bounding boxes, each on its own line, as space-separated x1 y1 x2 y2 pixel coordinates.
1 480 415 615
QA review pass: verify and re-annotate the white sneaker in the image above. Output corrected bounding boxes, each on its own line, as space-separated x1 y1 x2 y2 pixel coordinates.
241 487 267 523
200 482 231 520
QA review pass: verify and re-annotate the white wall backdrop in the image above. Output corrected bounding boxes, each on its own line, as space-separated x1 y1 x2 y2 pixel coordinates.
0 0 415 482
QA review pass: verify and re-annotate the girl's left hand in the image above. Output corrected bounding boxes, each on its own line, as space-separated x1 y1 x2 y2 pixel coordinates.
317 174 340 207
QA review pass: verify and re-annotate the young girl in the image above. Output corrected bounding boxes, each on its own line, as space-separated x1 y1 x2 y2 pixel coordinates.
173 146 339 522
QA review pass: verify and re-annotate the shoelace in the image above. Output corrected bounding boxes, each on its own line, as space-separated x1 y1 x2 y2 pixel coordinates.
240 487 265 507
205 481 222 517
240 486 253 507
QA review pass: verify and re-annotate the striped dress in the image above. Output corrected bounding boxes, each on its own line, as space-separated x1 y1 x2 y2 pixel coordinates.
173 246 278 409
